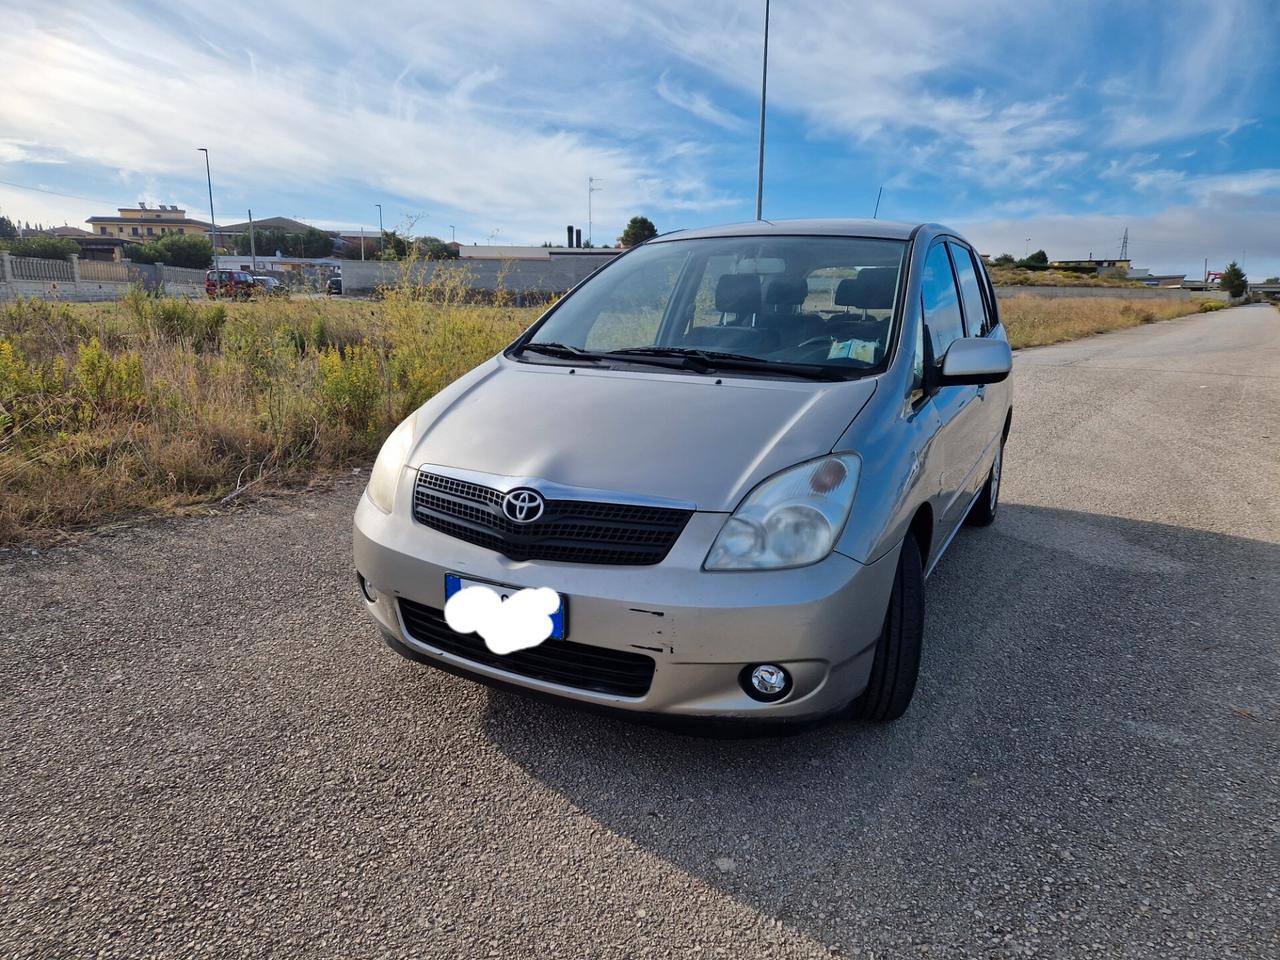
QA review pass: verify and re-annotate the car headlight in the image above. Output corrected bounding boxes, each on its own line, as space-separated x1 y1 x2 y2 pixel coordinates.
365 415 416 513
705 454 861 570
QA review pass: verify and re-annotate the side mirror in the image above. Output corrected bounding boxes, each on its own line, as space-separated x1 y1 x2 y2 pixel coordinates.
939 337 1012 386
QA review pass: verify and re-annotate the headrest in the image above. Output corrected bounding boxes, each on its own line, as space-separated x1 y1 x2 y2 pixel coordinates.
763 277 808 307
715 274 762 314
834 268 898 309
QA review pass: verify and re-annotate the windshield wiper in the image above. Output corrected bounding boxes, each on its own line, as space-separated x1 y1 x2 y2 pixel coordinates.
516 342 604 362
607 346 847 381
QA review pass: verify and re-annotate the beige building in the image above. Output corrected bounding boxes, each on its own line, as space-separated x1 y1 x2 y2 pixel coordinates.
86 203 211 241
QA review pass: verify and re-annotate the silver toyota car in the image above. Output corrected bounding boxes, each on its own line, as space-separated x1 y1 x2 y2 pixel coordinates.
353 220 1012 726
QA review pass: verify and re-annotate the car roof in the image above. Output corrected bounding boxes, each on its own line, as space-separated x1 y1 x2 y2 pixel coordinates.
651 218 944 243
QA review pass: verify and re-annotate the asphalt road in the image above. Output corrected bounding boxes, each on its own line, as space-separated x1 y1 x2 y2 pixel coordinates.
3 304 1277 959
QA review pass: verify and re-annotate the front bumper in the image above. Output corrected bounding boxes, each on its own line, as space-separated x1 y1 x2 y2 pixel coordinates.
353 485 900 721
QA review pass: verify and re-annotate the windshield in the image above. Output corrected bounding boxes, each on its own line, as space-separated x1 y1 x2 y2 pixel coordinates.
524 236 907 373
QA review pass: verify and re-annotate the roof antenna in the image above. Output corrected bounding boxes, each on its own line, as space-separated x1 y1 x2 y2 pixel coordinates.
873 186 883 219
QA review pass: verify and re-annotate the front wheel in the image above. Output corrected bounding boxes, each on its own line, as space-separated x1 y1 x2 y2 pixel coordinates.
967 442 1003 527
851 534 925 722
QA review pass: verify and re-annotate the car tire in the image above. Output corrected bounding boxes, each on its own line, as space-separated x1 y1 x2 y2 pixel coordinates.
851 534 925 722
967 442 1003 527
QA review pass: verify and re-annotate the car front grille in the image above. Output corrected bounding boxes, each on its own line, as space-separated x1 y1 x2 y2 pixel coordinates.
412 470 692 565
398 598 655 698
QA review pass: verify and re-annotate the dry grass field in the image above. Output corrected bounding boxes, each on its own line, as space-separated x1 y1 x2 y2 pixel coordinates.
0 285 1224 542
998 296 1223 348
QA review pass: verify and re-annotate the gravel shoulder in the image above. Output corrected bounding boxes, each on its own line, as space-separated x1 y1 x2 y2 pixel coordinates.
2 305 1278 959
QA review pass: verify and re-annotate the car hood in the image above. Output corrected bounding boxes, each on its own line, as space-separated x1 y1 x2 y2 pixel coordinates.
408 357 878 512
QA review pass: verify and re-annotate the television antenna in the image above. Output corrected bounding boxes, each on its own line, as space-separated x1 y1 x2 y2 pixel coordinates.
588 177 603 245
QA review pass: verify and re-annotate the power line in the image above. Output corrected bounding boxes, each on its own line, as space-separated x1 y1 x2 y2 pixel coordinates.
0 178 120 206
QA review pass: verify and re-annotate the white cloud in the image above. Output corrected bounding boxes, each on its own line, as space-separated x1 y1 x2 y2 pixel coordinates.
0 0 1276 252
655 72 749 132
957 192 1280 279
0 2 732 242
1101 1 1273 147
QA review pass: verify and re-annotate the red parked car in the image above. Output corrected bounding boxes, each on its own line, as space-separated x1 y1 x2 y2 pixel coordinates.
205 269 257 299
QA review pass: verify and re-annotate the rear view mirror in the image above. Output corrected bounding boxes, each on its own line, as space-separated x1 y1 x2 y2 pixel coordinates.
736 257 786 275
939 337 1012 386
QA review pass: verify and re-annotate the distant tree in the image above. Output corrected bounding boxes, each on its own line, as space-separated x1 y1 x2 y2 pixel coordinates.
1019 249 1049 267
991 253 1016 266
0 214 17 240
1264 276 1279 284
127 242 169 265
415 236 458 260
127 234 213 268
378 229 409 260
618 216 658 248
1219 261 1247 298
6 236 79 260
158 234 214 268
300 227 337 258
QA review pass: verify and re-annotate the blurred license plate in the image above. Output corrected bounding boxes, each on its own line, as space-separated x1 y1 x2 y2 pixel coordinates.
443 574 567 640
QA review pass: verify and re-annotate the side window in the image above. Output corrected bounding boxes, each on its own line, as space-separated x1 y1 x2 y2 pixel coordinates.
947 241 989 337
920 243 964 360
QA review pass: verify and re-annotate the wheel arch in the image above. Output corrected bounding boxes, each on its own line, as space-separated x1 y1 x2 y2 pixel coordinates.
907 502 933 568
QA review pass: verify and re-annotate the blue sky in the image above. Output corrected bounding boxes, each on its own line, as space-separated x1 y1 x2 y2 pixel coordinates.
2 0 1278 276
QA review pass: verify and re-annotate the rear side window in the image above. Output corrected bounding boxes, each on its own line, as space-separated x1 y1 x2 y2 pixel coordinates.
921 243 964 360
948 242 989 337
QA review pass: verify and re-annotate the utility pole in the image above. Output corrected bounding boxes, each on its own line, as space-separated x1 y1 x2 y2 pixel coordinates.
248 208 257 272
198 147 217 299
755 0 770 221
448 224 455 243
375 203 384 256
873 186 883 219
360 226 365 261
588 177 602 245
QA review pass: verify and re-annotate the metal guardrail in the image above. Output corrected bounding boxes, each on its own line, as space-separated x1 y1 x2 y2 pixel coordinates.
10 256 74 282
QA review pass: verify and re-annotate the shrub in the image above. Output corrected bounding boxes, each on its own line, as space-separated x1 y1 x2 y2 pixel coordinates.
317 342 385 434
160 233 214 268
6 236 80 260
73 337 145 413
128 242 169 265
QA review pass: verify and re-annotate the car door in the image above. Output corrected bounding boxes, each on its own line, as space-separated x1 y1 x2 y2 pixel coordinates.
920 241 986 535
946 241 1006 500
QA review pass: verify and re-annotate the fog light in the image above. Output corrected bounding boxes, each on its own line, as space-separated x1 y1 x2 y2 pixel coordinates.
358 574 378 603
743 663 790 702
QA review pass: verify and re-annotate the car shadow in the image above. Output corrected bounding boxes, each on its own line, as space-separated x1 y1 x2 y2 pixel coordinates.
477 504 1279 952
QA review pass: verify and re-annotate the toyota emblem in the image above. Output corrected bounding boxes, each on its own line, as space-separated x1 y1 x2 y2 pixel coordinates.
502 488 545 524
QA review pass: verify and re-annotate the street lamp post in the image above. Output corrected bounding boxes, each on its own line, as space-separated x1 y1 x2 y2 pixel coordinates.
448 225 455 243
247 208 257 273
755 0 770 221
375 204 384 256
198 147 217 299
